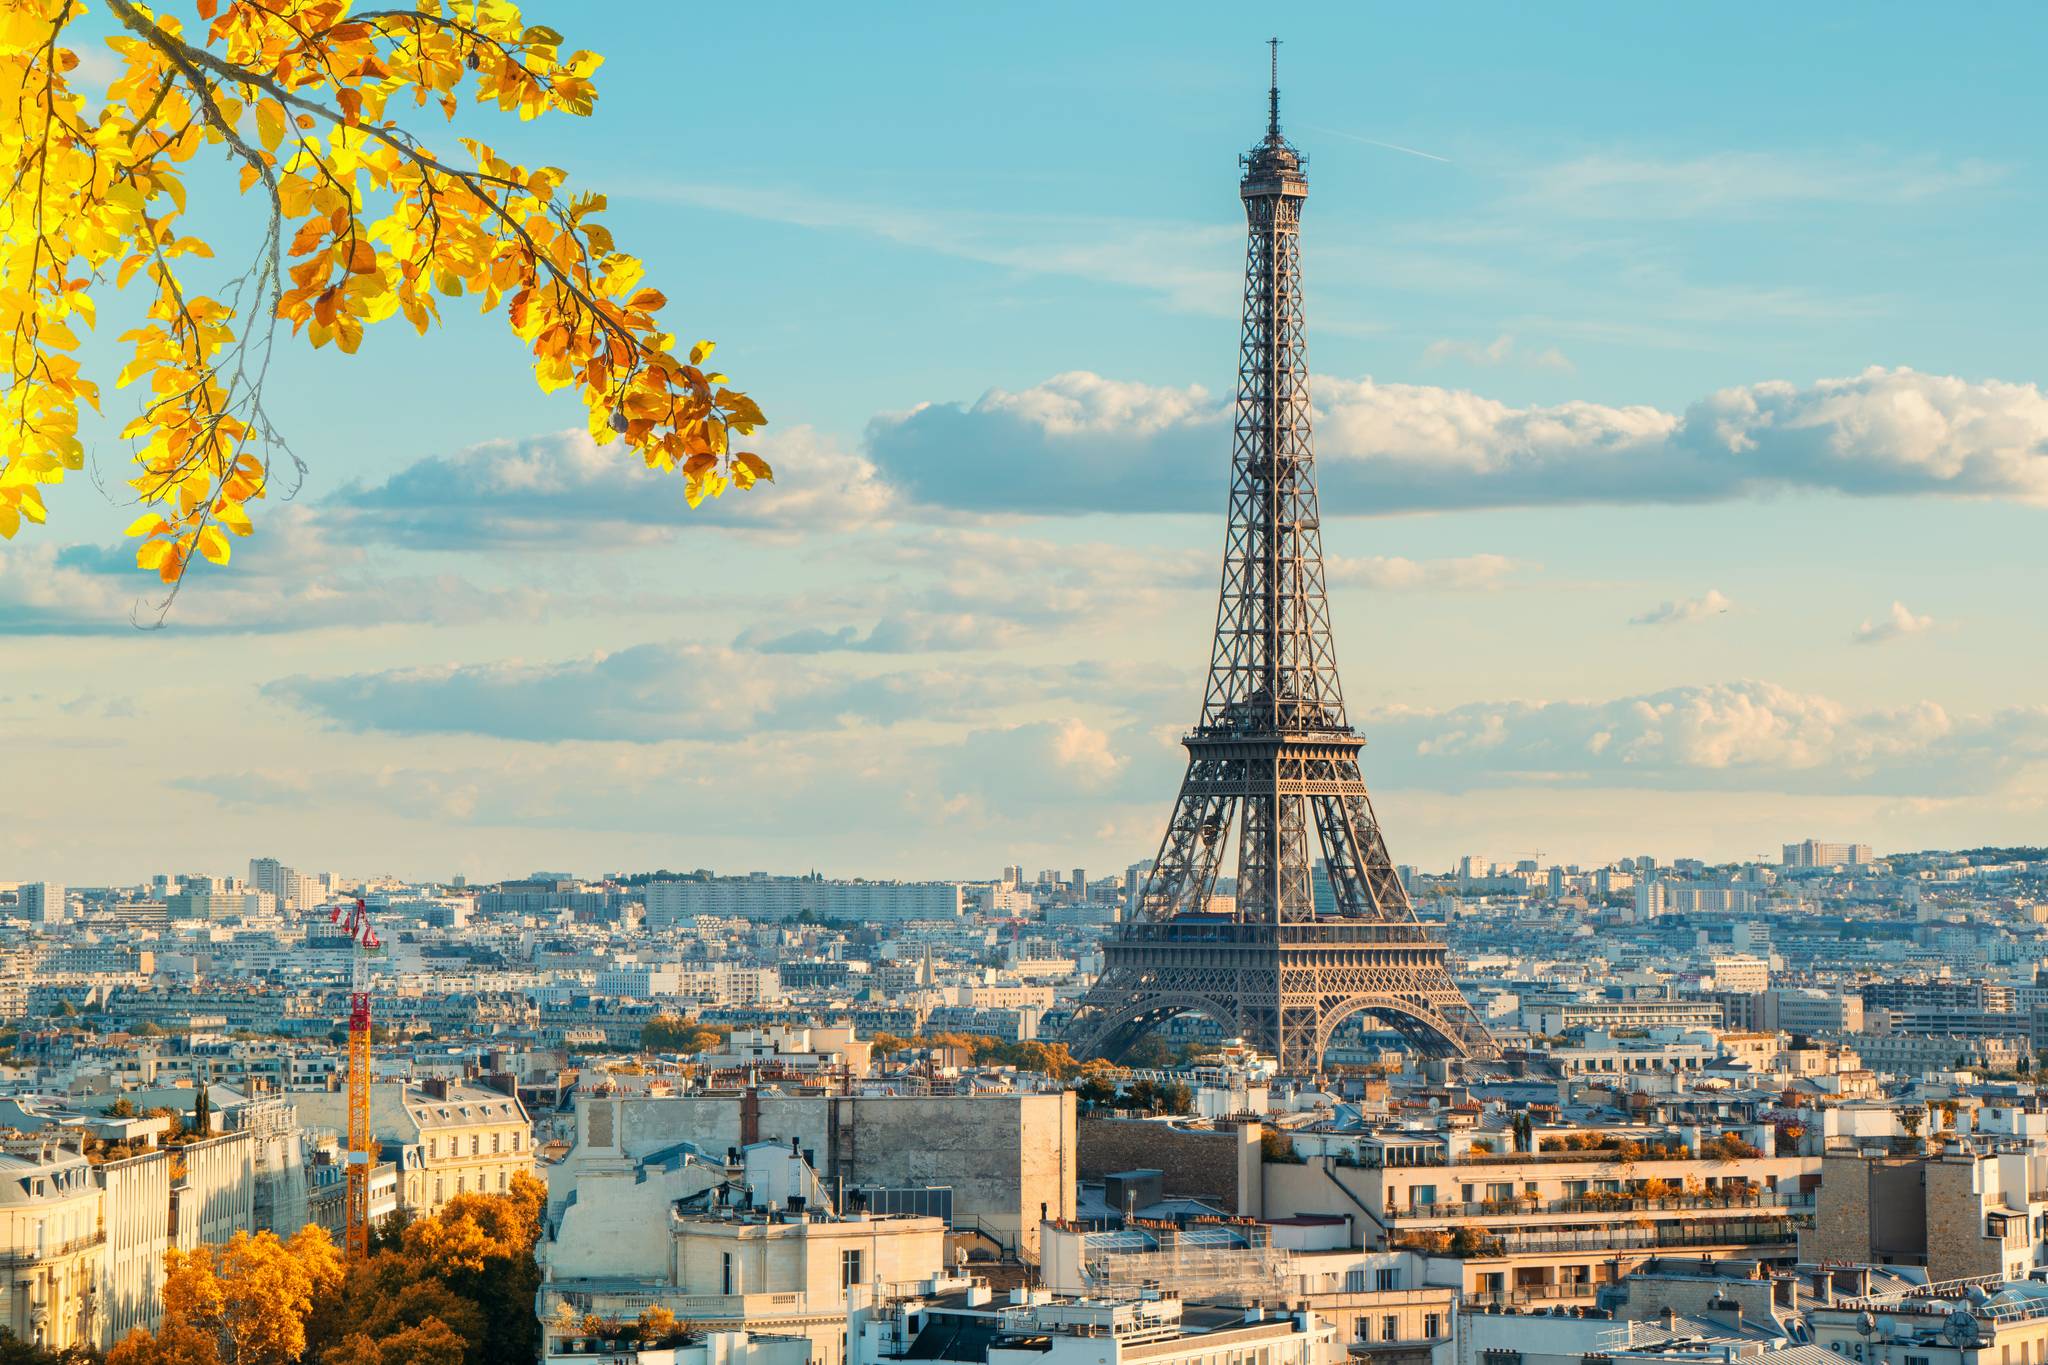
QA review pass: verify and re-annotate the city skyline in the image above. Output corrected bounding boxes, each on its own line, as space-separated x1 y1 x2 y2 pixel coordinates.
5 5 2046 882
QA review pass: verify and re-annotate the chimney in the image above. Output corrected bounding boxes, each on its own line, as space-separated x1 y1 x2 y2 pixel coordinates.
740 1086 761 1146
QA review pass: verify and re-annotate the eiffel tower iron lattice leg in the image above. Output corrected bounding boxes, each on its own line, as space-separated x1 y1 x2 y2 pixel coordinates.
1061 54 1495 1075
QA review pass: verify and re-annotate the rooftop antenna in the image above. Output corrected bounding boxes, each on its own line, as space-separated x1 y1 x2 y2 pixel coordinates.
1267 37 1282 138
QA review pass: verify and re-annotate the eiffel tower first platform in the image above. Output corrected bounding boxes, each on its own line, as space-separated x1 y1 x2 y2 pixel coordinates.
1061 51 1496 1075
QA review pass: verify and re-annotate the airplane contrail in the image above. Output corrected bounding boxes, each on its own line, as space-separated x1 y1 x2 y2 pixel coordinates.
1301 124 1454 165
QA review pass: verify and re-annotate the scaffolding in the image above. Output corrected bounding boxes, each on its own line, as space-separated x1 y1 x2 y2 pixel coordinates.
1084 1224 1293 1301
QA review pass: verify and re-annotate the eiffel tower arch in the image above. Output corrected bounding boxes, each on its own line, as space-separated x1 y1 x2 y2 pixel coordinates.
1062 50 1496 1075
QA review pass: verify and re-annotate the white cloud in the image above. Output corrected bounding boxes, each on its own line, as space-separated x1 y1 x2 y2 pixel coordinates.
263 642 1049 742
735 612 1024 655
1326 554 1525 591
1421 334 1574 373
263 641 1171 745
727 531 1522 657
935 718 1149 821
1359 680 2045 796
1631 589 1733 626
0 508 554 635
328 425 890 549
1853 600 1937 645
865 366 2048 515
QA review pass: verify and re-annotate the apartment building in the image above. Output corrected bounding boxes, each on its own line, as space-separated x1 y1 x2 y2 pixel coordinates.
1522 999 1725 1035
1262 1127 1819 1308
558 1087 1075 1261
1040 1224 1453 1365
1783 840 1874 868
851 1280 1335 1365
540 1142 945 1365
1807 1274 2048 1365
0 1140 100 1352
295 1079 533 1215
1805 1140 2048 1281
643 878 966 928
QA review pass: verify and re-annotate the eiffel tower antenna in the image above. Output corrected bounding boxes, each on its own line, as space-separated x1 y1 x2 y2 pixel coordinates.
1061 56 1495 1074
1267 37 1282 139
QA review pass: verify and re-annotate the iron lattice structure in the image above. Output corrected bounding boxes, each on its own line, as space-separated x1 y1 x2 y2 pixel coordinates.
1063 58 1495 1073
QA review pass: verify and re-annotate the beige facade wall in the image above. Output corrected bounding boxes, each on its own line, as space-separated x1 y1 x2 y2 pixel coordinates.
590 1092 1075 1262
1364 1151 1814 1213
1311 1287 1456 1352
548 1215 944 1365
296 1083 534 1218
0 1151 102 1352
176 1131 256 1249
98 1151 174 1348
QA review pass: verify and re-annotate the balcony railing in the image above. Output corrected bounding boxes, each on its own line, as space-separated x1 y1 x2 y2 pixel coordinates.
1466 1284 1600 1308
0 1232 107 1267
1384 1190 1810 1222
1402 1217 1796 1258
1333 1146 1785 1171
551 1289 811 1318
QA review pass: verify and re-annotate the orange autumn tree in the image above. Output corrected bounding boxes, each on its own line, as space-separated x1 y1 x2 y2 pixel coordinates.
0 0 768 595
108 1225 345 1365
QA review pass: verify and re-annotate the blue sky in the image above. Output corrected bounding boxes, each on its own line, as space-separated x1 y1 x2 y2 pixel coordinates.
4 3 2046 883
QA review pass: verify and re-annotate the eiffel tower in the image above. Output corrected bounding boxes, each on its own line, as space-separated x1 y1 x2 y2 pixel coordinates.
1062 47 1495 1074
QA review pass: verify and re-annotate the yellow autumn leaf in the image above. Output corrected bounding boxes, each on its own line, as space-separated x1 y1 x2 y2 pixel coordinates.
1 2 766 596
257 100 285 151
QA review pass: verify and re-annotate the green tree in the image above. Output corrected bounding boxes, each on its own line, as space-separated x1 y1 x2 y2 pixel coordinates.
639 1014 722 1055
1075 1075 1116 1109
1118 1034 1173 1069
987 1040 1078 1078
1259 1128 1301 1163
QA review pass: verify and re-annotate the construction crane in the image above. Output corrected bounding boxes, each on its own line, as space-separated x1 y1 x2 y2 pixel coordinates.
324 897 382 1258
